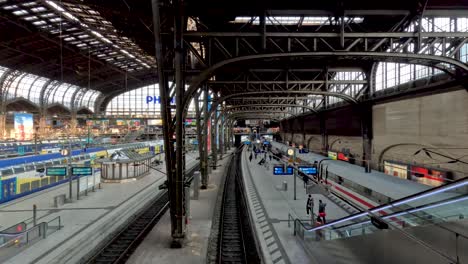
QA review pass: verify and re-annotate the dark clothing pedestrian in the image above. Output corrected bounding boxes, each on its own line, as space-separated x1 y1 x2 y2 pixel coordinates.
318 200 327 223
254 153 257 159
306 196 314 215
303 175 309 188
249 153 253 162
269 154 272 161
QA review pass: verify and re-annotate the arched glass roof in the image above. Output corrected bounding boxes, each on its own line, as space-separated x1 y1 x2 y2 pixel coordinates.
0 66 101 112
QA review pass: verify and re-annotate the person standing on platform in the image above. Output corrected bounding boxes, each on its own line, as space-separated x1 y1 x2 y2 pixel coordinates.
306 195 314 216
318 200 327 223
269 154 272 161
249 153 253 162
315 215 324 241
254 152 258 160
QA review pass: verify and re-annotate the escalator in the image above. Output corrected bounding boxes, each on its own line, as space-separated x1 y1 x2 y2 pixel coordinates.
293 178 468 264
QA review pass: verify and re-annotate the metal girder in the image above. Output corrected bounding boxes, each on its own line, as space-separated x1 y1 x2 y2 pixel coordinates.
185 32 468 38
183 50 468 114
208 80 367 84
225 104 317 113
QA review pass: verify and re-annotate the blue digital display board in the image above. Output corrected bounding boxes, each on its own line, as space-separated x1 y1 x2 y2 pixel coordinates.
299 148 309 154
298 166 317 175
273 165 293 175
273 165 284 175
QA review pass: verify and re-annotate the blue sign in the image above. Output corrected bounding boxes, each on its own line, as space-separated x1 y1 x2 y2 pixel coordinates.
298 166 317 175
263 141 270 145
273 165 293 175
299 148 309 154
146 96 175 104
244 141 251 145
273 165 284 175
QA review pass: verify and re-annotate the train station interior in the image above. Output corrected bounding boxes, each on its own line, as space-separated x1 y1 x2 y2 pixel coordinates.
0 0 467 263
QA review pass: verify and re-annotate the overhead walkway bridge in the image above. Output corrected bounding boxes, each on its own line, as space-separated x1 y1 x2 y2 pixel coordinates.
292 178 468 264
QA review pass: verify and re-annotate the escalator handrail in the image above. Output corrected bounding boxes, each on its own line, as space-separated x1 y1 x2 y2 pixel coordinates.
298 177 468 232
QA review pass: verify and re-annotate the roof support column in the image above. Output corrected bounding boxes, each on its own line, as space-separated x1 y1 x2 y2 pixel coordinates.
360 103 373 173
211 93 218 170
320 112 328 154
173 0 186 246
152 0 180 247
202 85 209 188
194 91 207 189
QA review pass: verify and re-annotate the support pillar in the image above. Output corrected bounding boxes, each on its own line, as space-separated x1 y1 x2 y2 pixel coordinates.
320 113 328 154
211 96 218 170
202 85 209 188
194 93 206 188
219 112 224 159
0 113 5 139
361 104 373 173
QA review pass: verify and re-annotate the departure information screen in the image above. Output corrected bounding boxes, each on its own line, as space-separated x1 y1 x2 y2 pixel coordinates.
71 167 93 176
298 166 317 175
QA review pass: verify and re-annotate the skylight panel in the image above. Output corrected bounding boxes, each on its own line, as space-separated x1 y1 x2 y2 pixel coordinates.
31 6 46 13
13 9 28 16
32 20 46 25
23 15 38 21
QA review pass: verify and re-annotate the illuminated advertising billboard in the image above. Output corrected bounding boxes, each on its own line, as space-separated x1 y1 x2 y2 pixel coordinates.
148 119 163 126
116 119 127 126
14 113 34 141
384 161 409 180
327 151 337 160
337 152 349 162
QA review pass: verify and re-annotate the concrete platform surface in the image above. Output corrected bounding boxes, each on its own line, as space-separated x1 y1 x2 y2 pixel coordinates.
0 153 199 264
127 149 234 264
241 148 349 264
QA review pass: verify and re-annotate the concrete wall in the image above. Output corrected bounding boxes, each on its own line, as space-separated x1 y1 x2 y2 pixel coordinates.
373 89 468 180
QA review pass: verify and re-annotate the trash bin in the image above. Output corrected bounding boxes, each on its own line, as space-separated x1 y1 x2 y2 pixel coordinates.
282 181 288 191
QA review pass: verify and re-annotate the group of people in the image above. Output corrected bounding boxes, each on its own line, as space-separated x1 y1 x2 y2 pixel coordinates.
307 194 327 225
249 145 273 165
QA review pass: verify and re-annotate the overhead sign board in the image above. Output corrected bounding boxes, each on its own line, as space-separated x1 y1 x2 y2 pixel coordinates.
298 166 317 176
46 167 67 176
273 165 293 175
72 167 93 176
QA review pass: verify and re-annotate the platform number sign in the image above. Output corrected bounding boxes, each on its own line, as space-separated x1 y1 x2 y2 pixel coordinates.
17 146 25 155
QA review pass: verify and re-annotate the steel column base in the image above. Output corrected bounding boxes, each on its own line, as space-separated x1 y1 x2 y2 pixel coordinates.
171 238 184 248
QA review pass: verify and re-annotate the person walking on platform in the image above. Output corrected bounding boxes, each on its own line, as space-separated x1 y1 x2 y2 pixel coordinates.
318 200 327 223
303 174 309 188
249 153 253 162
269 154 272 161
306 195 314 216
254 152 258 160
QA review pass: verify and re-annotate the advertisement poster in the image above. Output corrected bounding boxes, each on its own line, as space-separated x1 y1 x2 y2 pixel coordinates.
116 119 127 126
384 161 408 180
327 151 337 160
14 113 33 141
148 119 163 126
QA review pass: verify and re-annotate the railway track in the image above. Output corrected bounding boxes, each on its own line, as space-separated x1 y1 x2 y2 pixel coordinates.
218 148 260 264
87 191 170 264
87 166 198 264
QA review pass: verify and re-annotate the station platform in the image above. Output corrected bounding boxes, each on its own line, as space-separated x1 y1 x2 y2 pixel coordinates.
127 149 235 264
240 148 349 264
0 152 199 264
271 141 429 201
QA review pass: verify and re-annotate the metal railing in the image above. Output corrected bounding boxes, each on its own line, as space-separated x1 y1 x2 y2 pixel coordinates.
290 178 468 263
0 216 62 262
